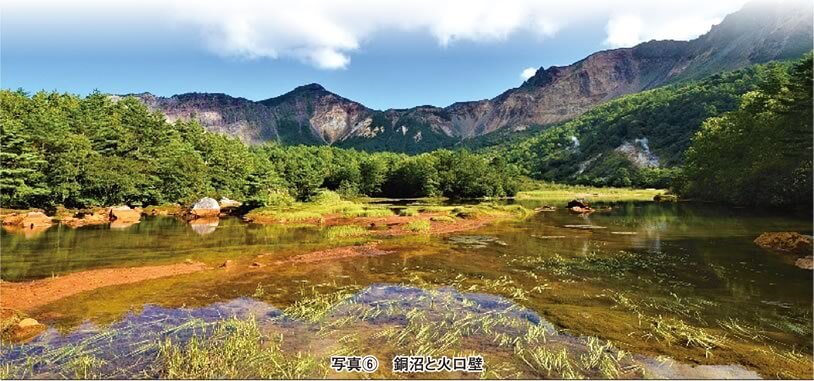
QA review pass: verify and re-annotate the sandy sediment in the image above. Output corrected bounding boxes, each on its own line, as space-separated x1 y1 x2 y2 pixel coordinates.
0 261 208 312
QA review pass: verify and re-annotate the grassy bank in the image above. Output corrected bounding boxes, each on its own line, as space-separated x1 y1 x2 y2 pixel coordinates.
244 190 534 234
516 182 665 203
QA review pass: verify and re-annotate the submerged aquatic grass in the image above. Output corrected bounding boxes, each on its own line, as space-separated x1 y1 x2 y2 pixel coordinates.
282 287 358 323
157 317 323 379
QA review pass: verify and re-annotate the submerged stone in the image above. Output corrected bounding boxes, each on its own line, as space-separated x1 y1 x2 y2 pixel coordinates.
754 232 813 255
563 224 606 230
795 255 813 270
447 235 506 249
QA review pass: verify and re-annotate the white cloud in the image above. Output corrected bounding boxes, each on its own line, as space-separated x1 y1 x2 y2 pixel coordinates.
4 0 754 69
604 15 645 48
520 67 538 80
604 13 730 48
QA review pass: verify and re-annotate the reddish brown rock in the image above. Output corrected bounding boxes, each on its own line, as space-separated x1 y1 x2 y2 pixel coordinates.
61 210 109 228
569 206 594 214
1 212 53 229
754 232 813 256
109 206 141 224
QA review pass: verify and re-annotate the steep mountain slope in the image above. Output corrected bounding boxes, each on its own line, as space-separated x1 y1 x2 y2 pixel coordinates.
481 57 805 188
135 1 812 152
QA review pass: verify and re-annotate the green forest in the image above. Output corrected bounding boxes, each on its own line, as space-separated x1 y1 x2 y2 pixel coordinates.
482 55 812 194
1 54 810 210
0 91 520 209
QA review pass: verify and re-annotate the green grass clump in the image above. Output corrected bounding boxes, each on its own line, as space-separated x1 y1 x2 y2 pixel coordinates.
341 207 394 218
246 191 397 224
270 210 324 223
516 184 661 203
452 203 532 219
398 207 420 216
157 317 322 379
405 220 431 232
142 204 182 216
429 216 455 223
324 225 368 239
416 205 456 213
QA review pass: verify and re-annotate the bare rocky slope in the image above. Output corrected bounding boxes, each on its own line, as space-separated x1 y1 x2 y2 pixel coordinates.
132 1 812 153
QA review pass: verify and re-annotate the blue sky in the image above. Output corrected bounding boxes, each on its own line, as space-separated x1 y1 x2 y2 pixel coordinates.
1 0 750 110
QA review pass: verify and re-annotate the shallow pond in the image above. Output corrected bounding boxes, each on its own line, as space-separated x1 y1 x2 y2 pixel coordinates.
1 201 812 378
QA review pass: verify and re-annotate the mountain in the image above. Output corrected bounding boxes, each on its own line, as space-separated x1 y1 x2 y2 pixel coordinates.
134 1 812 152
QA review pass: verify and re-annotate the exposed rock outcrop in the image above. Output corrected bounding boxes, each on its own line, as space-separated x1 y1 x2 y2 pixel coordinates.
61 210 110 228
130 2 812 153
219 197 242 209
109 206 141 224
2 212 53 229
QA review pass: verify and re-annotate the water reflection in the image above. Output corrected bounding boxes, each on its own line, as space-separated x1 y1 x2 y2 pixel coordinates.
189 217 220 235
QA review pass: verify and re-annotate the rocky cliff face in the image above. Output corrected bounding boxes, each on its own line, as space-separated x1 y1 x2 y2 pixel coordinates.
134 1 812 151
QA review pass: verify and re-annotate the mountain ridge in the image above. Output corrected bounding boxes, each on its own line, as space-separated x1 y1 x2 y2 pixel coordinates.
130 1 812 152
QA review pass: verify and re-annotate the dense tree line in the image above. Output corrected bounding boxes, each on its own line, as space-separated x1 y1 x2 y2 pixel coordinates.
679 53 813 207
0 90 520 209
485 59 797 188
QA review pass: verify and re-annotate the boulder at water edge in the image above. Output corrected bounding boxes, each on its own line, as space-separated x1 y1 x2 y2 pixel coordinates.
1 212 53 229
109 206 141 224
190 197 221 218
219 197 242 209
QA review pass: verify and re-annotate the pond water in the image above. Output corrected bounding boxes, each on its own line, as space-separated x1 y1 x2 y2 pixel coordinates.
1 201 812 378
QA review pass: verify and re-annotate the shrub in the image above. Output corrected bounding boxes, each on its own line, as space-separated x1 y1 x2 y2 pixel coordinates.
309 190 342 205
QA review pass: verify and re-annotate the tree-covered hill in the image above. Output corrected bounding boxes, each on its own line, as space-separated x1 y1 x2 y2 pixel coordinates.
480 57 807 189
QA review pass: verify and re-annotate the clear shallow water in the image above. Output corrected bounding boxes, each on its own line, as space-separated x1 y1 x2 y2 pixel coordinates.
0 285 761 379
1 201 812 378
